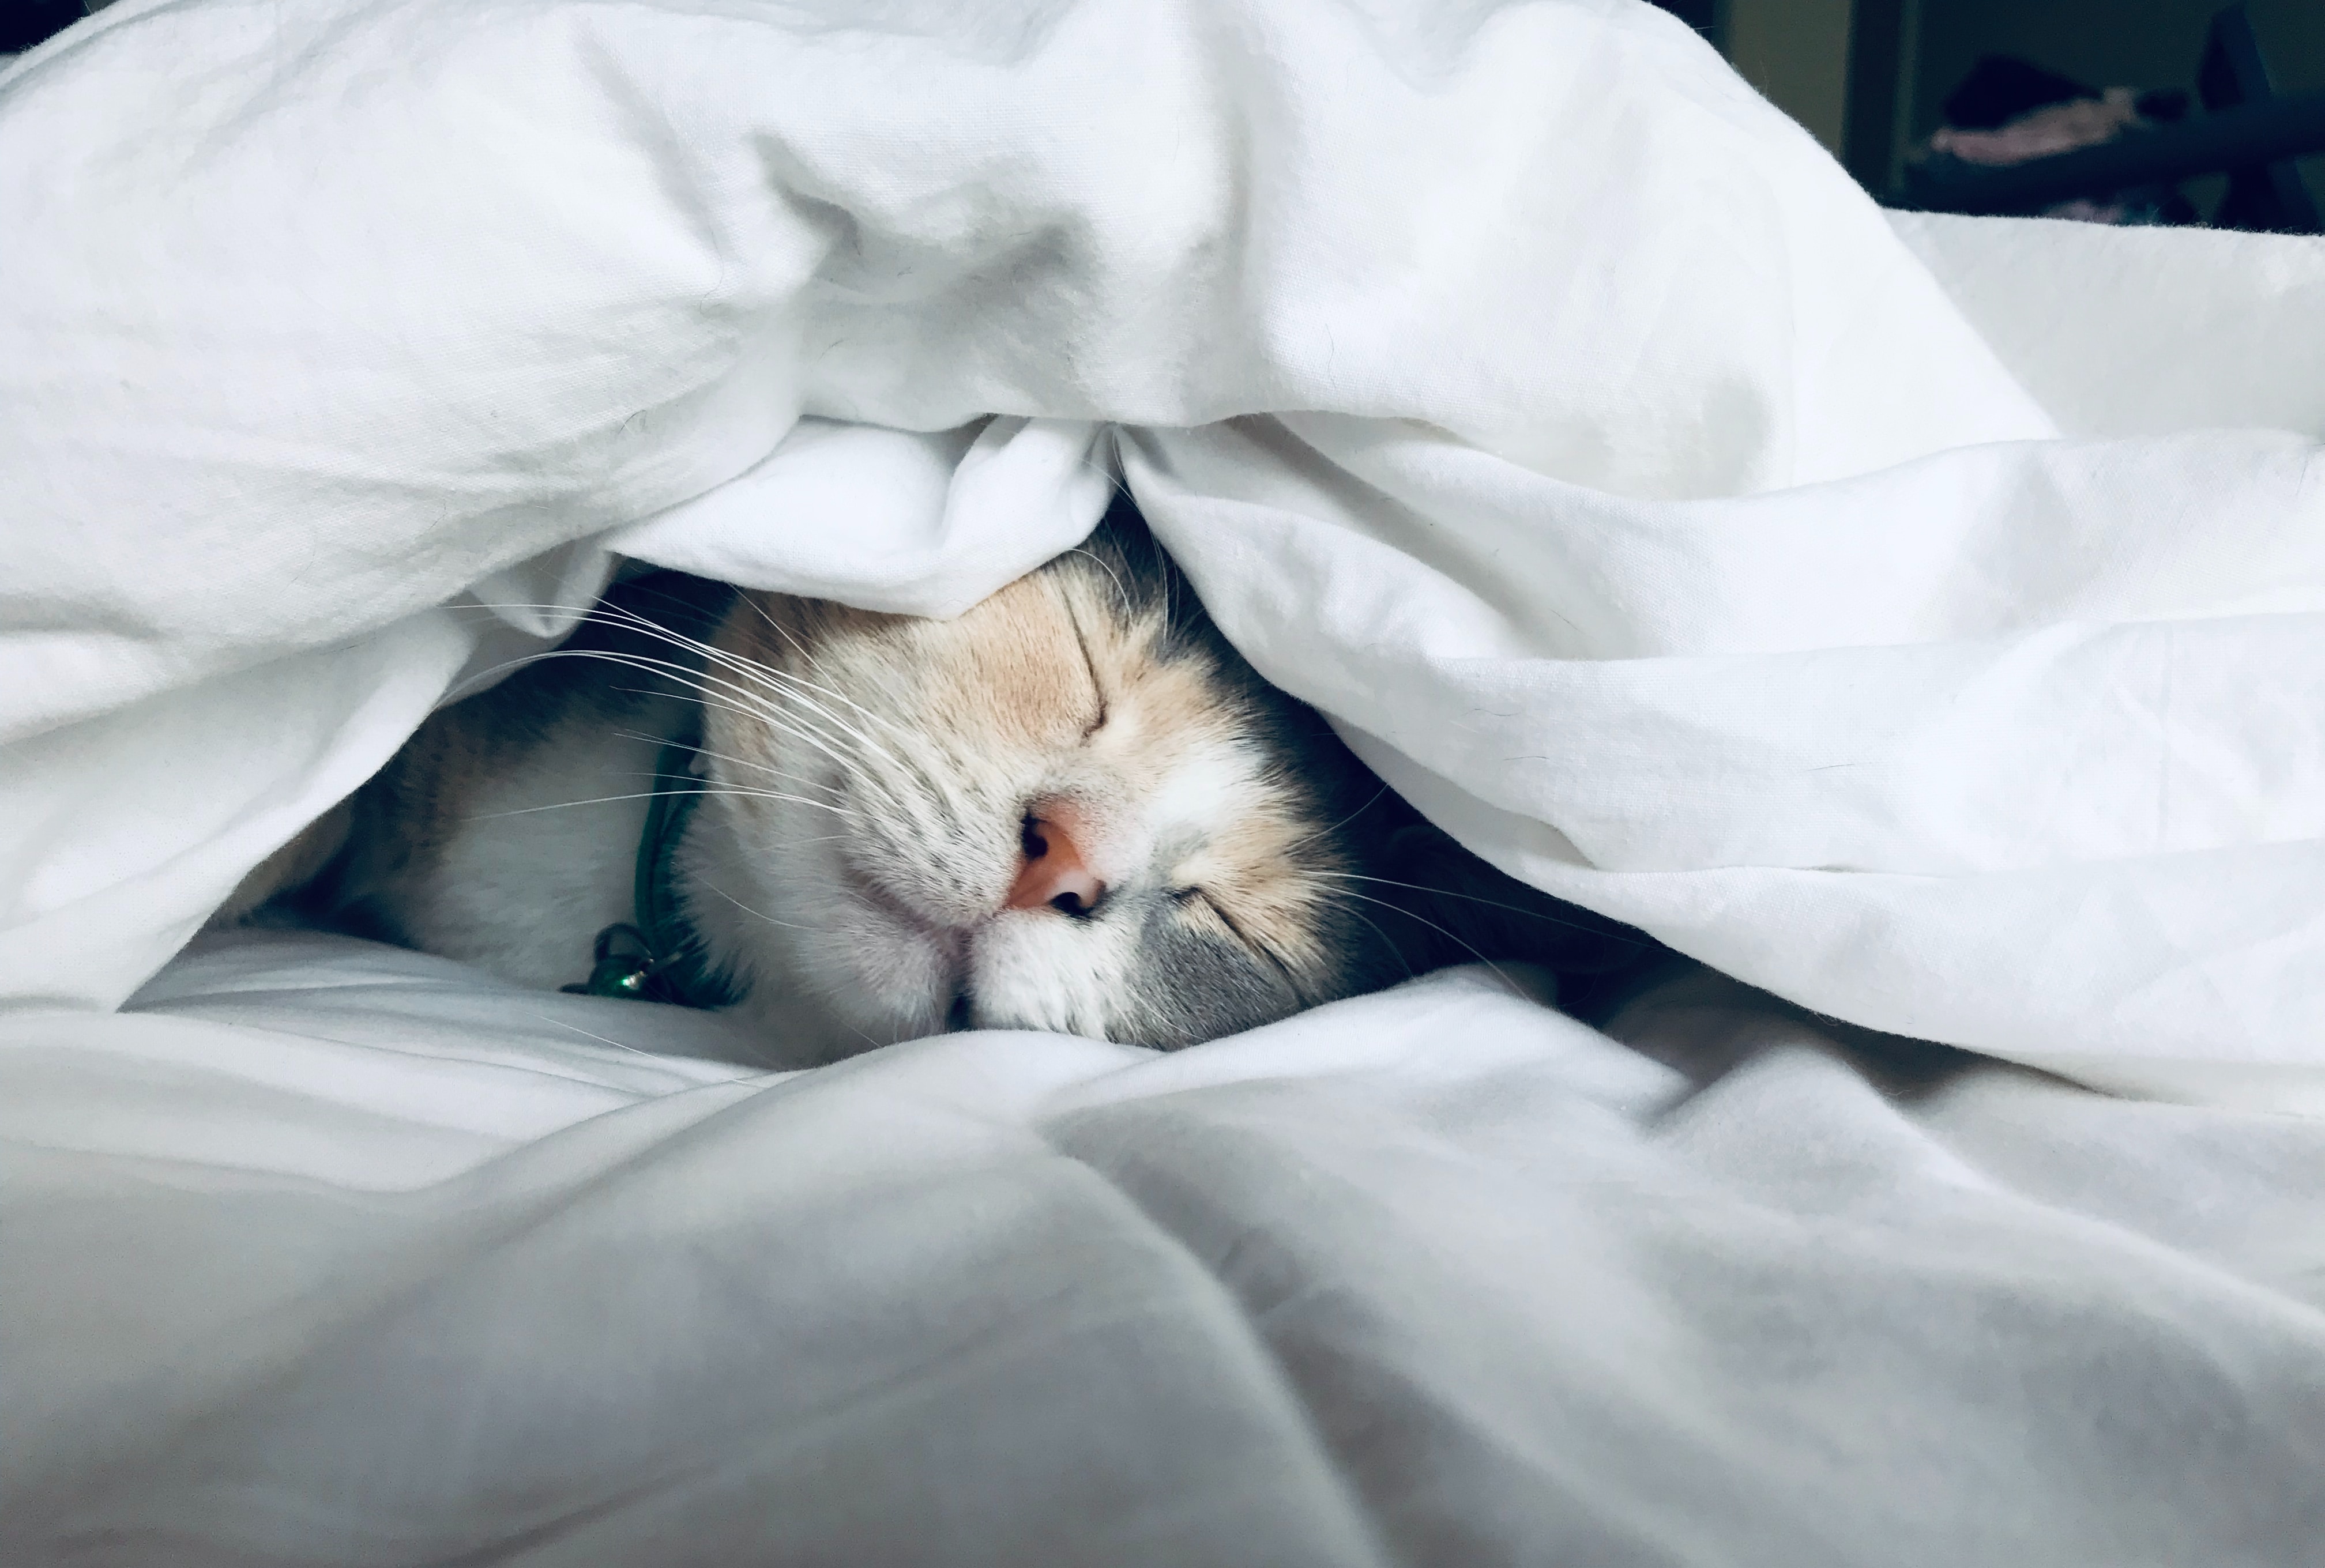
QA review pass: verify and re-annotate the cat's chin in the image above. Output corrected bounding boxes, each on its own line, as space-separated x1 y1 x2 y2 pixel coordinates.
680 812 956 1063
703 879 1127 1064
710 913 959 1068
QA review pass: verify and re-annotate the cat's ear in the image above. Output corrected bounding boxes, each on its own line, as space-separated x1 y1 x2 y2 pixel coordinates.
1375 823 1657 977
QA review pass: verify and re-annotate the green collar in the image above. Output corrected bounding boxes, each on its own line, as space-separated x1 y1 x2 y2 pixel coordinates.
562 739 736 1009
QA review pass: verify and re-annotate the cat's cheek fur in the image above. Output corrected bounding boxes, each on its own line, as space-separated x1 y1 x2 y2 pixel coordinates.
811 897 957 1036
680 803 944 1062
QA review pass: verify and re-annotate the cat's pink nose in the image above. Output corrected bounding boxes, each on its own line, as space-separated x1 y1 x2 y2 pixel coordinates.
1009 808 1107 916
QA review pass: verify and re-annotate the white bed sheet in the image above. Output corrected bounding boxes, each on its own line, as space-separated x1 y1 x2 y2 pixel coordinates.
6 934 2324 1563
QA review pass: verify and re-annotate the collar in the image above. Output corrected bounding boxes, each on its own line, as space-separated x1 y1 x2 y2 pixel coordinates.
562 738 737 1009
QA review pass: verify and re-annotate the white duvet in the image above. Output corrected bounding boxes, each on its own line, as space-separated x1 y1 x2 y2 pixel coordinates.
5 0 2325 1561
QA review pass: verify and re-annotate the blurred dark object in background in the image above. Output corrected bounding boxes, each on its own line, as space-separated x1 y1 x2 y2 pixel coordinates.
1897 6 2322 232
1907 56 2202 227
2198 4 2323 231
1939 55 2189 134
2 0 91 54
1669 0 2323 236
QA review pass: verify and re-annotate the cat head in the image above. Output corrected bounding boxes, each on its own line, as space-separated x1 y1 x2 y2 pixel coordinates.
679 500 1646 1061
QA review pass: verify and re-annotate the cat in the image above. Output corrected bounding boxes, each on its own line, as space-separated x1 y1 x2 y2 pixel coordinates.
230 498 1650 1065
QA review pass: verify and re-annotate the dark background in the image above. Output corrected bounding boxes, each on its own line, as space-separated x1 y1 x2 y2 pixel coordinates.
1655 0 2323 208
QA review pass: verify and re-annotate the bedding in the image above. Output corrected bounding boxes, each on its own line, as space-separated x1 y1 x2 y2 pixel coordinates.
8 932 2325 1564
5 0 2325 1561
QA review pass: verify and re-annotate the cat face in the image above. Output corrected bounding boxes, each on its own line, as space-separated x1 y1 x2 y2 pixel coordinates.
240 504 1646 1052
682 511 1407 1057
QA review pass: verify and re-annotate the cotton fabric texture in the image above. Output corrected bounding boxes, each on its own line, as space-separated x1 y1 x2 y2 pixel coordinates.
4 0 2324 1562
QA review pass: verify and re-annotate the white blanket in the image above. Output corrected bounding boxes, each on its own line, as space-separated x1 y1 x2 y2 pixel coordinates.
10 933 2325 1564
6 0 2325 1560
7 0 2325 1103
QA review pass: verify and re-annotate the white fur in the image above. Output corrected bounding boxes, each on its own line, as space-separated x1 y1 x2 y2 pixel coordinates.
408 728 660 991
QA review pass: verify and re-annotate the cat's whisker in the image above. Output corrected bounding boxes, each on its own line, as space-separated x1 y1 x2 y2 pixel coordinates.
520 1009 769 1079
730 590 821 664
438 652 570 704
509 599 901 768
462 786 850 822
552 656 882 796
1328 902 1422 987
506 600 920 799
599 603 920 763
1279 782 1394 858
1064 545 1136 623
626 663 886 786
606 725 845 803
711 680 898 781
1310 884 1519 992
1310 870 1651 944
714 642 906 730
717 598 927 751
750 683 917 780
697 881 818 932
683 835 853 872
650 781 854 816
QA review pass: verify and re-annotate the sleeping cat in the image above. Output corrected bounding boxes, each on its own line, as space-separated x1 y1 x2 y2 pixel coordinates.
232 499 1647 1064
